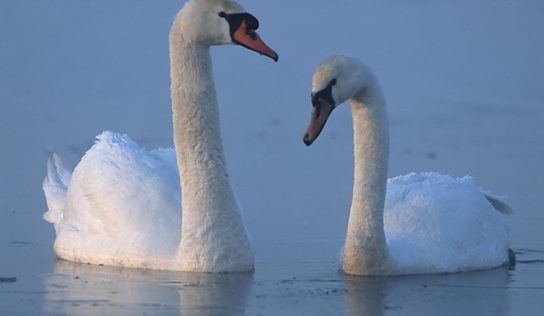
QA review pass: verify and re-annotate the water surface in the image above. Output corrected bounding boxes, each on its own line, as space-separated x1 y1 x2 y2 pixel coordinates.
1 0 543 314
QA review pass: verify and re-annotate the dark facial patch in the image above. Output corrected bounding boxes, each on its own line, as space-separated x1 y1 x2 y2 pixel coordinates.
312 79 337 109
220 12 260 38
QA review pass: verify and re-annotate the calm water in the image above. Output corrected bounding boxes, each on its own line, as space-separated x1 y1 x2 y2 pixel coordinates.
1 0 543 315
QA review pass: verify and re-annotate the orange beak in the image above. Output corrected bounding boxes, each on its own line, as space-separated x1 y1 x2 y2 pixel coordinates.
232 20 279 62
303 97 335 146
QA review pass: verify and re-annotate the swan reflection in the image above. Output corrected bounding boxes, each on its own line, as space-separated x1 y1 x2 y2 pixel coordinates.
344 267 511 316
44 259 252 315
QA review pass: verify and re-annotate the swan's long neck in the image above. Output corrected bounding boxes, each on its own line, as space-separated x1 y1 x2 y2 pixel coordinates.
169 29 253 271
343 79 390 275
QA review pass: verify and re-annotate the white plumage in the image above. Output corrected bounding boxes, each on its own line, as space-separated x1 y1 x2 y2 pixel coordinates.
43 0 277 272
305 56 512 275
384 173 510 274
44 132 182 269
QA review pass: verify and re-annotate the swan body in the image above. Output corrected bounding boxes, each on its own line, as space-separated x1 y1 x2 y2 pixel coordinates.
384 173 509 274
43 0 278 272
303 55 512 276
44 133 181 269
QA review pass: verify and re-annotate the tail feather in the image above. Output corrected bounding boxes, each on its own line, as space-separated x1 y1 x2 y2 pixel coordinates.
43 153 71 224
483 192 513 215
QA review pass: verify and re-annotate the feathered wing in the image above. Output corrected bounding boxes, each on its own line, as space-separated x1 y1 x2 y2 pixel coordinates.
43 153 71 230
384 173 511 274
45 132 182 266
482 192 513 214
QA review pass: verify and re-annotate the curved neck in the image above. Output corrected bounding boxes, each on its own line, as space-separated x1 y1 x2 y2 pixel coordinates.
343 80 390 275
170 33 238 218
169 30 254 271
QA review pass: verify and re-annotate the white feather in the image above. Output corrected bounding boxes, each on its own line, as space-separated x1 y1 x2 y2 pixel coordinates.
43 0 257 272
310 56 512 275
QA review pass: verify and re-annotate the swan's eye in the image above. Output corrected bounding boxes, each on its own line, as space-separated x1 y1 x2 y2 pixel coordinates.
246 29 257 40
245 14 260 30
312 80 336 109
218 11 227 18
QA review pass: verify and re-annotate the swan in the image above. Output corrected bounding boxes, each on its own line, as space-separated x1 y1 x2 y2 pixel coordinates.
303 55 514 276
42 0 278 272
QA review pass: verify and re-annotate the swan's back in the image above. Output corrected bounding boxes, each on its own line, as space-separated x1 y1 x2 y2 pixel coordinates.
47 132 182 266
384 172 510 274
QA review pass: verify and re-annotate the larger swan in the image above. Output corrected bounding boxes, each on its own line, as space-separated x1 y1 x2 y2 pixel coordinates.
43 0 278 272
303 56 513 275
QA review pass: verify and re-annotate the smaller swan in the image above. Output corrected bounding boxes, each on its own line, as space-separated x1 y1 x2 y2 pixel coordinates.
303 55 513 276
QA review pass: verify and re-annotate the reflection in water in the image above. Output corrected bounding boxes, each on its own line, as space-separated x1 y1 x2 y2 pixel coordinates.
177 272 253 315
43 259 252 315
344 267 512 316
344 275 387 316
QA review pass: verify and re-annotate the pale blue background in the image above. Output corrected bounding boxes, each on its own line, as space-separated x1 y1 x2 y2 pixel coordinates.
1 1 543 314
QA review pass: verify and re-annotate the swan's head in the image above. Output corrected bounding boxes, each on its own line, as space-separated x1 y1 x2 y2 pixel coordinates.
303 56 370 146
173 0 278 62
